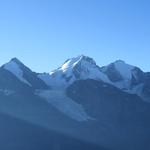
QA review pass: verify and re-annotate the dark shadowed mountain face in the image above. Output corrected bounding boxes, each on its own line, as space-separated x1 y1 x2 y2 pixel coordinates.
0 112 105 150
66 79 150 150
0 67 31 92
0 55 150 150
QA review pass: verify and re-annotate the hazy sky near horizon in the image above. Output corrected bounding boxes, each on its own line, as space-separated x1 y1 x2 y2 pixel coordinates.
0 0 150 72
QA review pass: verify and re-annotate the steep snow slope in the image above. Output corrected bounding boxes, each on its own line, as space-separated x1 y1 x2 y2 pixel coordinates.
112 60 134 80
36 90 92 121
4 59 32 86
101 60 135 89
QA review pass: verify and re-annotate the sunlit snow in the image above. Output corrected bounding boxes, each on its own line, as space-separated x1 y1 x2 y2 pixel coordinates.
4 61 31 86
39 55 111 89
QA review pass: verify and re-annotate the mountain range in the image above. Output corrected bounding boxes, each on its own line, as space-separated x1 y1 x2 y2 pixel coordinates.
0 55 150 150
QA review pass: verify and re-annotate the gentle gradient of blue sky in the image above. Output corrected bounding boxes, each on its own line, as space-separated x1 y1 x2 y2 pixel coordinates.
0 0 150 72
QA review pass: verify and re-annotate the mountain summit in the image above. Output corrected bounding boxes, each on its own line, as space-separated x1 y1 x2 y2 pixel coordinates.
38 55 110 89
2 58 49 89
51 55 110 82
101 60 135 81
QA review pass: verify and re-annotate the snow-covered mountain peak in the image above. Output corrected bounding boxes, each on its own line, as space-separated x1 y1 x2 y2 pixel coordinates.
113 60 134 80
114 59 126 64
11 57 21 63
2 58 49 89
102 60 135 81
39 55 111 89
54 55 97 73
3 58 27 73
9 57 25 67
3 58 32 86
100 60 145 92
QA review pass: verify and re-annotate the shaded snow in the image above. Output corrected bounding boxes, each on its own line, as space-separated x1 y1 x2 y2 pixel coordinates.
4 61 31 86
101 60 135 90
35 90 92 121
38 73 52 86
114 60 134 80
114 80 131 90
126 83 144 97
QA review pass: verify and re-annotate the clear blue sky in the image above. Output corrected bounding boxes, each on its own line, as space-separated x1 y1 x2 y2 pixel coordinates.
0 0 150 72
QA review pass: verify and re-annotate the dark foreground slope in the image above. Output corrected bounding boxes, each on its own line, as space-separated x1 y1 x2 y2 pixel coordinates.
67 79 150 150
0 112 106 150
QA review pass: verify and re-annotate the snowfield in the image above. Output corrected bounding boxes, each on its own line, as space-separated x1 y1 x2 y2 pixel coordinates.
35 90 92 121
